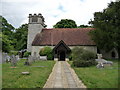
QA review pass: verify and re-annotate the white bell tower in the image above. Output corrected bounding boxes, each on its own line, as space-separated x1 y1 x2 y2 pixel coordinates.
27 13 45 52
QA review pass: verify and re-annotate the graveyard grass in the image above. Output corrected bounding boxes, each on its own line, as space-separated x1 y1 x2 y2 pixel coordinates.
2 59 55 88
68 60 119 88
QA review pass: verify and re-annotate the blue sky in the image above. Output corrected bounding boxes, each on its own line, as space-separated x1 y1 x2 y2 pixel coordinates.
1 0 116 28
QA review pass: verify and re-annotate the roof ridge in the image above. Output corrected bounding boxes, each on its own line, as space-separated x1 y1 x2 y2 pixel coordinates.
42 28 94 30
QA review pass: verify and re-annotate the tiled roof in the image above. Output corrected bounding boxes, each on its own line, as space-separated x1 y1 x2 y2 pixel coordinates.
32 28 96 46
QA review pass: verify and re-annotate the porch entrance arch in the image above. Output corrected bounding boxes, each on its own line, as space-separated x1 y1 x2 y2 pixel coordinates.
53 40 71 61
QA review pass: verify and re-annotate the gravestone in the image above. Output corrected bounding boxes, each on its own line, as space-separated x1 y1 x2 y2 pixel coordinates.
97 54 102 59
96 62 104 68
25 55 33 65
96 54 113 68
2 53 8 63
6 55 11 63
16 55 20 61
40 56 47 60
36 56 40 61
11 55 17 67
21 72 30 75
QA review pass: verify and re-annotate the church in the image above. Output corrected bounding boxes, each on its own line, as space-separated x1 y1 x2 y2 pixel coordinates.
27 13 118 60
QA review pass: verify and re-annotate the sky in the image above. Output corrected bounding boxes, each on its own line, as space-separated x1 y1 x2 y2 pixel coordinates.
1 0 116 28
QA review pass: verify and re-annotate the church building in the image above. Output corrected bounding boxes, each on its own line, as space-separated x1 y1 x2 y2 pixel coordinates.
27 13 118 60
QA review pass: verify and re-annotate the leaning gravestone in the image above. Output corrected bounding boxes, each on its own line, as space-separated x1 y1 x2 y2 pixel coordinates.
11 55 17 67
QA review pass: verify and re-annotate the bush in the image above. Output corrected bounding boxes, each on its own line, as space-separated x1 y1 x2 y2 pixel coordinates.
68 54 72 61
9 51 18 55
72 47 96 61
39 46 53 60
23 52 31 57
81 50 96 61
72 47 84 61
72 47 97 67
73 60 97 67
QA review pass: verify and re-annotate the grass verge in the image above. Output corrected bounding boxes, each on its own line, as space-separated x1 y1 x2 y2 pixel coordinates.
68 60 119 88
2 60 55 88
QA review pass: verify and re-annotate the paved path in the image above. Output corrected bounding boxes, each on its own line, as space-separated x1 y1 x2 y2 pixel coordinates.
44 61 86 88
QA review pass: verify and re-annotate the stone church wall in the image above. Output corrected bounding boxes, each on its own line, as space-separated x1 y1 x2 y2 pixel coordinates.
27 24 43 52
100 48 118 59
31 45 97 57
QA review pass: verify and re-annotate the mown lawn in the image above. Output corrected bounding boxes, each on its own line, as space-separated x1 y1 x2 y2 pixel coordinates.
2 60 55 88
68 60 119 88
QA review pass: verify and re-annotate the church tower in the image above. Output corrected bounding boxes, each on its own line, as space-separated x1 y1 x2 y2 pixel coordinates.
27 13 45 52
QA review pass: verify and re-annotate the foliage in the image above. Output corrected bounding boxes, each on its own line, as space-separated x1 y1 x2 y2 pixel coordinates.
53 19 77 28
23 51 31 57
9 51 18 56
72 47 97 67
2 60 55 88
89 1 120 58
68 54 72 60
73 60 97 67
72 47 96 61
39 46 53 60
1 33 13 53
69 60 119 88
78 25 91 28
1 15 28 51
1 16 15 52
14 24 28 50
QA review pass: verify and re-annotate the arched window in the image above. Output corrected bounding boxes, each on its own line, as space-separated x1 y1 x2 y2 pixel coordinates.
111 51 116 58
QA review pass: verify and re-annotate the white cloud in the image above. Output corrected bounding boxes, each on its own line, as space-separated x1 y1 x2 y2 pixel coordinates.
1 0 116 28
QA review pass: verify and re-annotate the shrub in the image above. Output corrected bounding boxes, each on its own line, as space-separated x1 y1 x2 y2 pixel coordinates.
72 47 84 60
9 51 18 55
39 46 53 60
68 54 72 61
72 47 97 67
23 51 31 57
73 60 97 67
72 47 96 61
81 50 96 61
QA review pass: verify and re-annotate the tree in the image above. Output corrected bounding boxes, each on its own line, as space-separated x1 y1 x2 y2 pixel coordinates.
78 25 91 28
1 16 15 52
0 33 13 53
14 24 28 50
89 1 120 58
53 19 77 28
